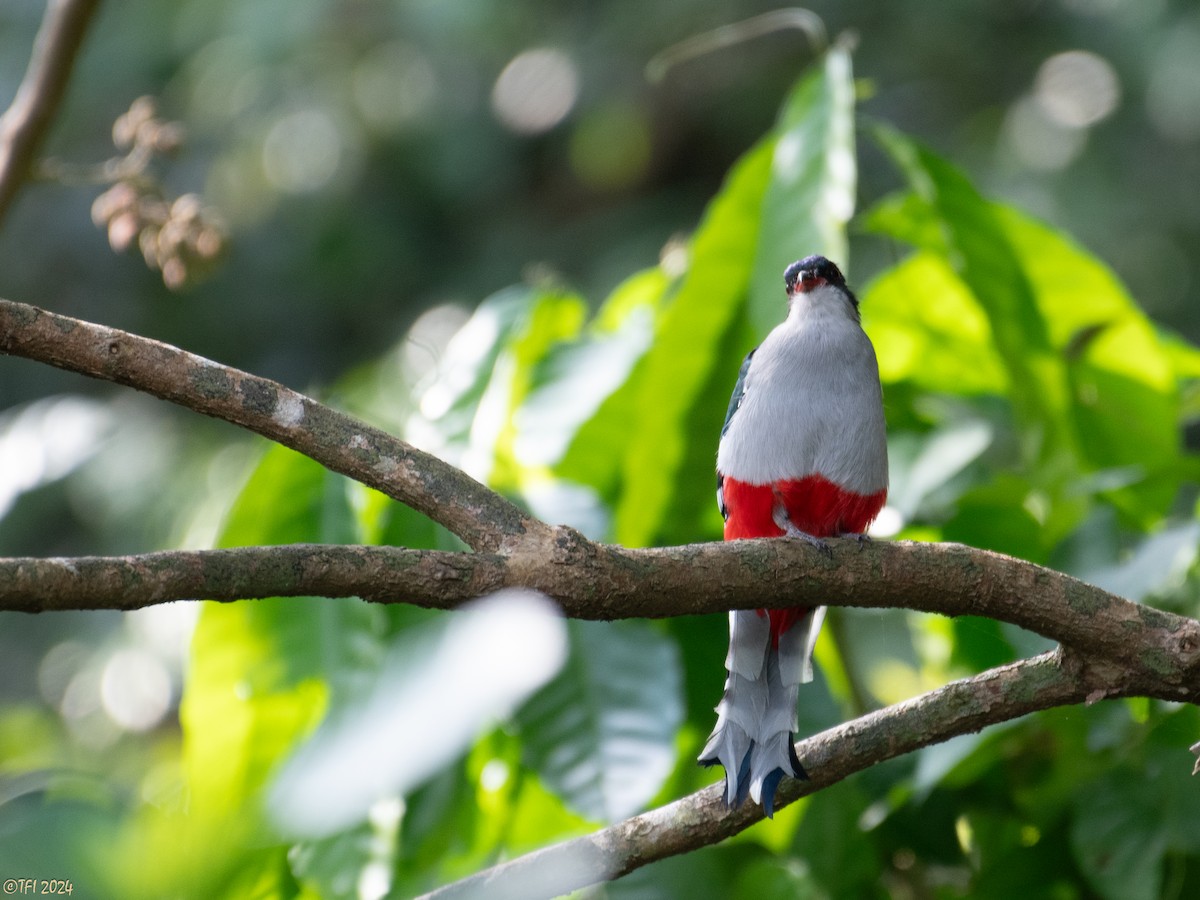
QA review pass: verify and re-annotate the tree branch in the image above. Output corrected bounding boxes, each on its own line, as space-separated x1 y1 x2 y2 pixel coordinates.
0 0 102 226
419 649 1124 899
0 297 545 552
3 539 1199 696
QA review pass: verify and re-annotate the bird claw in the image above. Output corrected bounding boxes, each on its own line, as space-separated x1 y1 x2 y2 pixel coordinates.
840 532 871 551
783 525 832 558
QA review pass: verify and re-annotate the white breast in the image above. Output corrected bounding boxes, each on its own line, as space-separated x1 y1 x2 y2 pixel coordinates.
716 285 888 495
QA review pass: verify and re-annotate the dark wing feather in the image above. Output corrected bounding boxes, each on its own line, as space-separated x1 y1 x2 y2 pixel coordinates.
716 347 757 521
721 348 756 438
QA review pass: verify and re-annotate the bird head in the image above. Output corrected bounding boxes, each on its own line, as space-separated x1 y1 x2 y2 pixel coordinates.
783 255 859 317
784 255 846 294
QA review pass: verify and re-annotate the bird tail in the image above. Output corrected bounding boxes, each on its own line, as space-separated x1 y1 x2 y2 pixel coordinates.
697 606 826 816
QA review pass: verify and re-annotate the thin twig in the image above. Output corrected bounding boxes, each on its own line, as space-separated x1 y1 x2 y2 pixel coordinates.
646 8 827 83
0 0 102 226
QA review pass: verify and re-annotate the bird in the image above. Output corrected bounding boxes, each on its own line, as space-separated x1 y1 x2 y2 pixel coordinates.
697 255 888 817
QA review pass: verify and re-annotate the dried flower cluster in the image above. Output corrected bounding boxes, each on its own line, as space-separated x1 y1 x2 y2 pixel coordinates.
89 97 226 290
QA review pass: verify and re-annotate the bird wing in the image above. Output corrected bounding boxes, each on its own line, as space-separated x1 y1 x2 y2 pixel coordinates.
720 347 756 438
717 347 757 521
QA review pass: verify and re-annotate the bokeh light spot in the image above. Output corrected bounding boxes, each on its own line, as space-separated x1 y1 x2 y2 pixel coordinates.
479 758 510 792
659 237 688 278
1034 50 1120 128
1004 95 1087 171
38 641 89 707
491 48 578 134
101 649 172 732
353 42 437 132
401 303 472 386
0 396 111 519
870 506 903 539
263 108 343 193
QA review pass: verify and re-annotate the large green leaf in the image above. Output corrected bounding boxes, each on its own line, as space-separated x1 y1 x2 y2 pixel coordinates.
513 282 658 473
1071 770 1167 900
860 253 1007 396
516 619 683 823
867 130 1200 542
1053 707 1200 900
746 45 856 336
181 444 387 827
614 48 857 547
554 269 672 512
791 781 885 898
994 206 1198 518
408 279 655 538
408 285 587 491
611 139 770 547
869 127 1075 472
512 269 667 537
267 591 566 839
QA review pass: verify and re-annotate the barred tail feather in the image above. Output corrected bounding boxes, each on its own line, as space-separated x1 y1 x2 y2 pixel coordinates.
698 607 825 816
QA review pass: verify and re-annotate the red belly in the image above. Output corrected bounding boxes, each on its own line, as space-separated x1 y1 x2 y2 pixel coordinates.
722 474 886 637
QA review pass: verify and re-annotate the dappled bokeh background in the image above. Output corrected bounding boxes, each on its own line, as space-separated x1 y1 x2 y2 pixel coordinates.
2 0 1200 895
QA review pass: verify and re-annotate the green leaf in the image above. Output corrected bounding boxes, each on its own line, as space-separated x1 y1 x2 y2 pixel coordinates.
611 141 769 547
614 49 857 547
516 619 683 823
513 274 661 473
408 285 587 488
942 476 1050 562
553 271 671 514
390 762 480 894
868 130 1200 531
792 780 884 896
869 127 1074 470
885 417 995 522
1161 329 1200 380
409 278 656 538
1079 520 1200 602
181 445 387 827
860 253 1007 396
994 206 1194 519
267 592 566 838
747 46 857 336
1071 772 1167 900
966 809 1086 900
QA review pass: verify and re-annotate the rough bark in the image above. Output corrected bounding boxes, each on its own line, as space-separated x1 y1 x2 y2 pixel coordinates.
2 539 1198 700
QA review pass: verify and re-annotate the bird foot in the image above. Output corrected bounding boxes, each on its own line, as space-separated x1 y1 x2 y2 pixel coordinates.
840 532 872 550
782 524 832 558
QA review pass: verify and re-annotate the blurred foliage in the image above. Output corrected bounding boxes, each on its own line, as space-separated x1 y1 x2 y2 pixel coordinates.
3 3 1200 899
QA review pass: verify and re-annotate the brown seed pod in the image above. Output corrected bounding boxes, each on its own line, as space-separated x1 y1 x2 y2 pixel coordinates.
107 212 140 252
